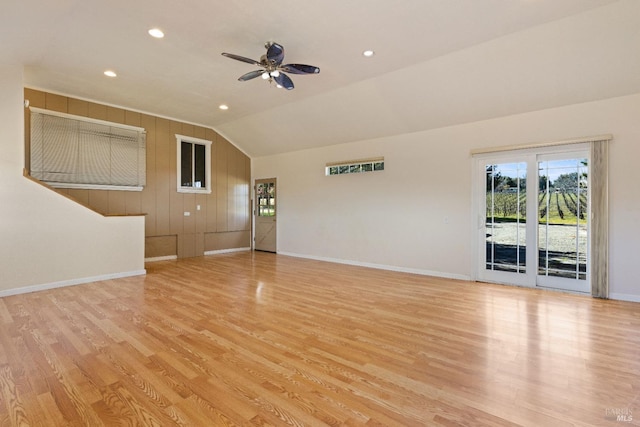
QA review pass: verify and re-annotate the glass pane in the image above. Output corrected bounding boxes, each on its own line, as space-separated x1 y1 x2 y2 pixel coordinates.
485 162 527 273
374 162 384 171
362 163 373 172
257 182 275 216
181 142 192 187
350 164 361 173
194 143 206 188
538 159 588 279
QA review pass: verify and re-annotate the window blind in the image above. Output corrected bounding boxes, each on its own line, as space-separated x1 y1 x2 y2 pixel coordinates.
30 108 146 191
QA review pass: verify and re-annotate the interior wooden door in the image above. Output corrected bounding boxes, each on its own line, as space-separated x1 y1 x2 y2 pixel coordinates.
254 178 277 252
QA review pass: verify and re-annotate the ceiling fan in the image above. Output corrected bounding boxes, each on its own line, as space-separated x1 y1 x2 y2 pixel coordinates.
222 42 320 90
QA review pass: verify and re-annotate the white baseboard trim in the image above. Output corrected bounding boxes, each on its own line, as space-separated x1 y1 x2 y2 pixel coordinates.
0 269 147 298
609 293 640 303
145 255 178 262
205 247 251 256
278 251 471 281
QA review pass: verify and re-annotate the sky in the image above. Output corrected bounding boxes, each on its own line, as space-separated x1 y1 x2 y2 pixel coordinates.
489 158 587 183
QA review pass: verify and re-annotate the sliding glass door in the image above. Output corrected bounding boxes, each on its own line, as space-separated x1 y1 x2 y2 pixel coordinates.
485 161 528 276
537 155 589 292
476 145 590 293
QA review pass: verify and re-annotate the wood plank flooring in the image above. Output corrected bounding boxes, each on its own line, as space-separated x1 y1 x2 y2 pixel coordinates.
0 252 638 426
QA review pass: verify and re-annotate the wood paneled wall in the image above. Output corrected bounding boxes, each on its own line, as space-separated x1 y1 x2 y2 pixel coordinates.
24 89 251 259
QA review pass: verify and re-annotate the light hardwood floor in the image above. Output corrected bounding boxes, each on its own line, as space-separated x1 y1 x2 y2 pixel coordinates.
0 252 638 426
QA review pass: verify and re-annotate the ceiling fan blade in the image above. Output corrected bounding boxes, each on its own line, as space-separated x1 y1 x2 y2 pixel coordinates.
238 70 265 81
221 52 261 66
280 64 320 75
266 42 285 66
274 73 294 90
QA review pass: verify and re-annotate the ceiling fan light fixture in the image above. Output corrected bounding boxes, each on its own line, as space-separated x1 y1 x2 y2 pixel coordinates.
222 42 319 91
104 70 117 77
219 104 229 110
363 50 375 57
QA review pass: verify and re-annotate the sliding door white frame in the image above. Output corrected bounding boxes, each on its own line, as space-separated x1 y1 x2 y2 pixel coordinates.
471 135 610 297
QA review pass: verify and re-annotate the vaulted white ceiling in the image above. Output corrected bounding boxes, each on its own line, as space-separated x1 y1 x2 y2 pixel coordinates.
3 0 639 157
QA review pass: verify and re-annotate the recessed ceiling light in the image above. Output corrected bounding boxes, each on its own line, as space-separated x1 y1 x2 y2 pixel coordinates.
148 28 164 38
104 70 117 77
363 50 375 57
219 104 229 110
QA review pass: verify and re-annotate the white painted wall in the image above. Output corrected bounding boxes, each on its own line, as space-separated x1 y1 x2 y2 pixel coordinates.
0 63 145 295
253 93 640 301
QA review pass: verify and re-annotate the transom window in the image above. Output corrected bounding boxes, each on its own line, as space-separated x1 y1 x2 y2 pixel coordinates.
326 157 384 176
176 135 212 193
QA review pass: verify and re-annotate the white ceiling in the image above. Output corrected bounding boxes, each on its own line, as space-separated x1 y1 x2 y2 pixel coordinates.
3 0 639 157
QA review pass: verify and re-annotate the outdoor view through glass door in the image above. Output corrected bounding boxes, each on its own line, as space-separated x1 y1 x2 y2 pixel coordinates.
537 156 588 291
479 148 590 293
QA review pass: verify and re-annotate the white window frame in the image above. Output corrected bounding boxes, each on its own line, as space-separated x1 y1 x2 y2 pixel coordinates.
325 157 384 176
176 134 212 194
